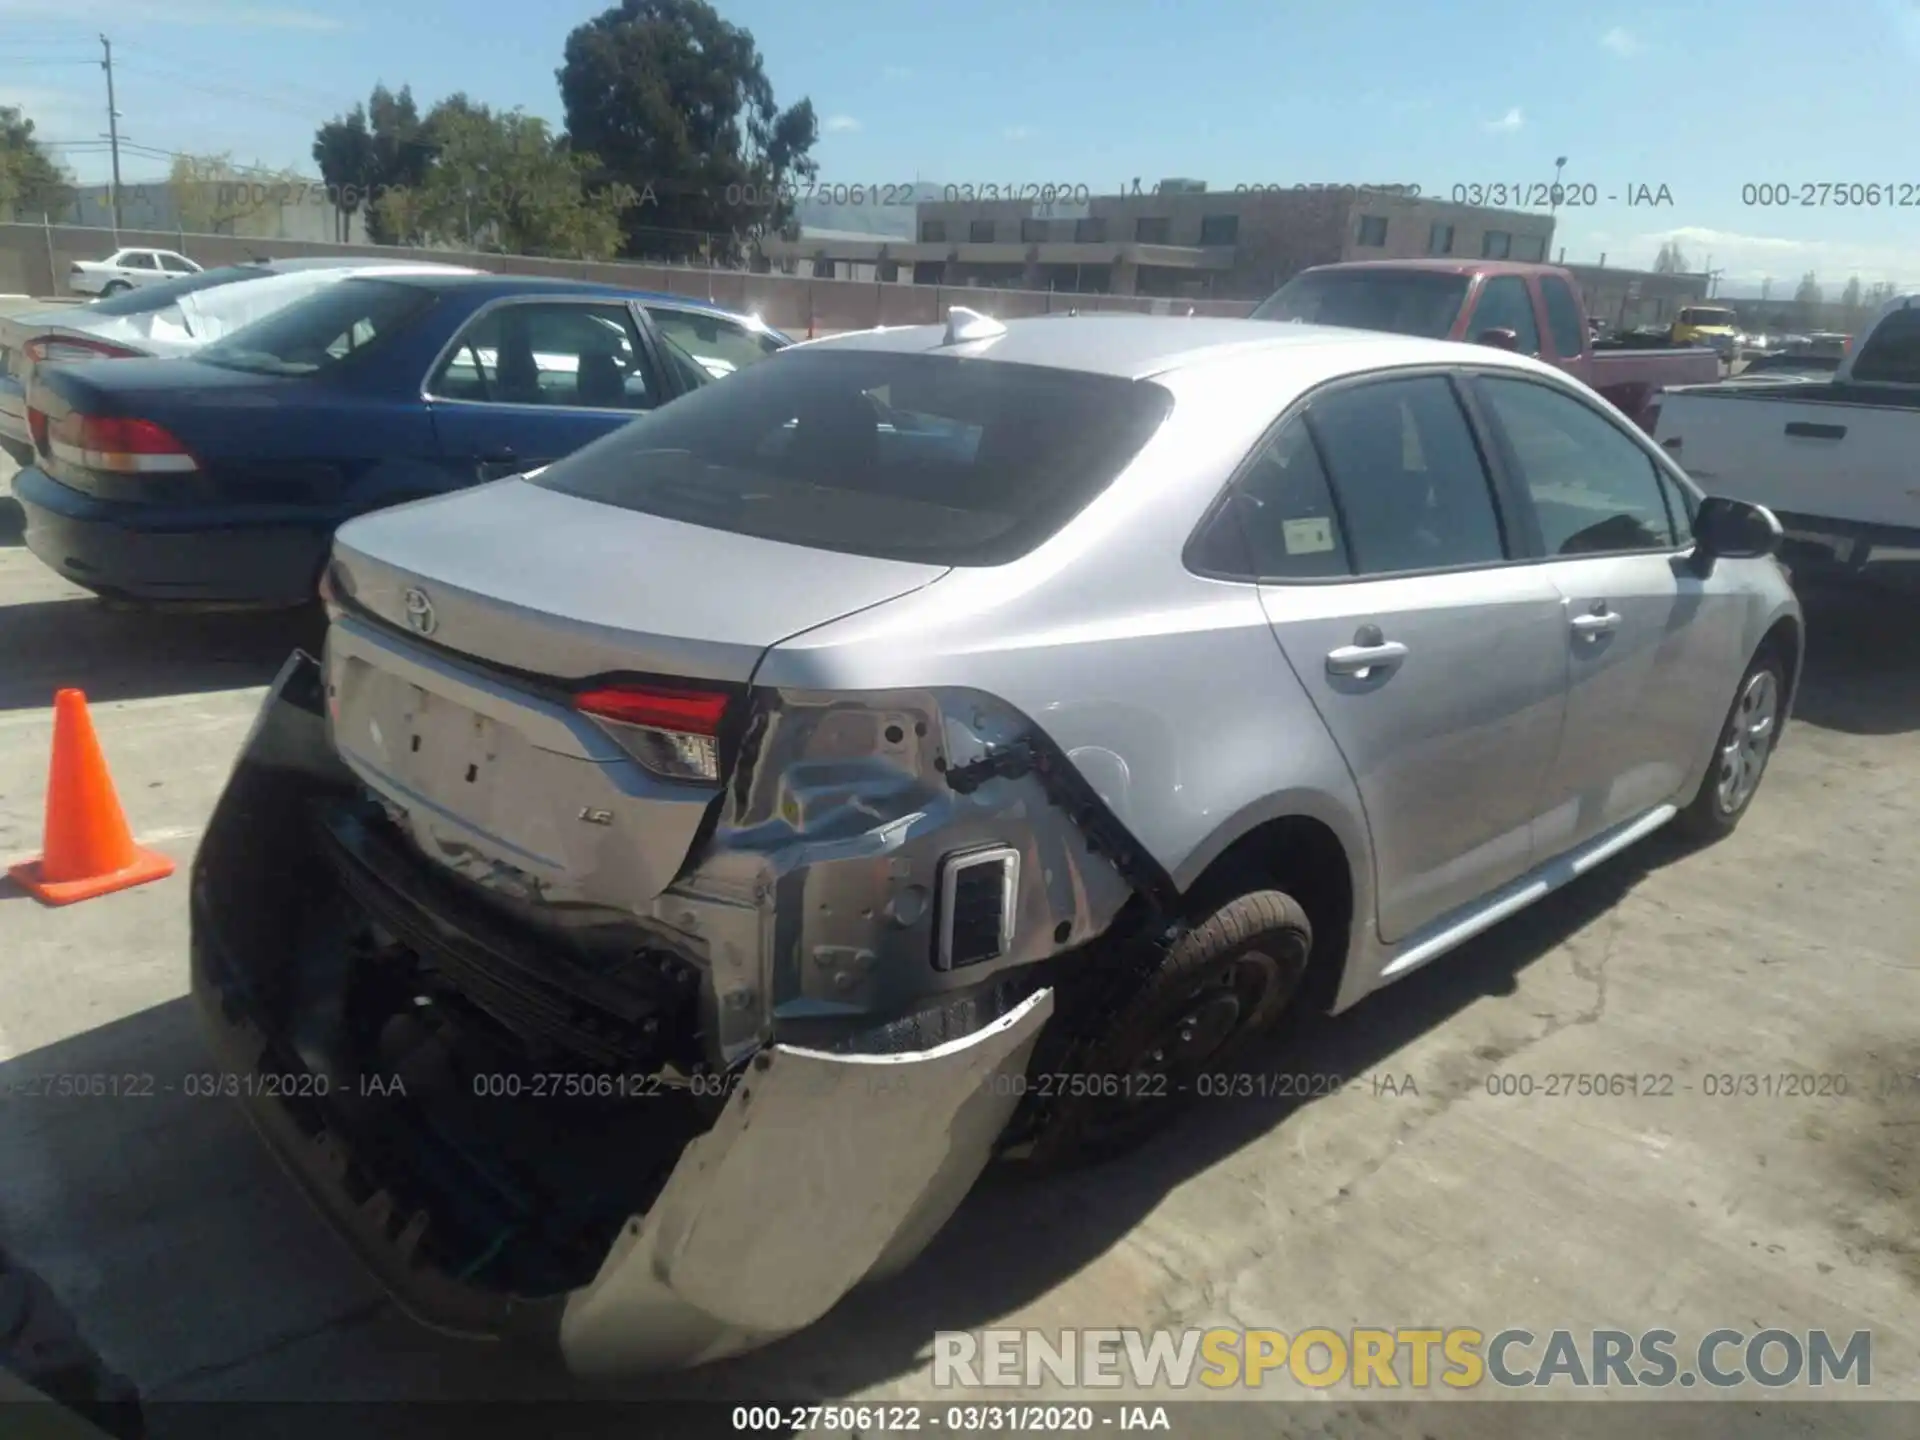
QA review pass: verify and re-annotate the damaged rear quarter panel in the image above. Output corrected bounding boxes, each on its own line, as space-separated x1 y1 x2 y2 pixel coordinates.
655 685 1134 1063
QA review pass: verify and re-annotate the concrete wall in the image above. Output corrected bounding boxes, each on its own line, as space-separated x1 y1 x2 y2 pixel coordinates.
17 179 368 245
0 223 1262 332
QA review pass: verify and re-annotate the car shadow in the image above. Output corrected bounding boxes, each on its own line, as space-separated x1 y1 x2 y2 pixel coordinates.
0 598 323 712
0 832 1683 1425
1790 573 1920 737
0 493 24 546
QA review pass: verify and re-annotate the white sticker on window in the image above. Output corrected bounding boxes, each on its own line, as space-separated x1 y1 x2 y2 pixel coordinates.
1284 517 1335 554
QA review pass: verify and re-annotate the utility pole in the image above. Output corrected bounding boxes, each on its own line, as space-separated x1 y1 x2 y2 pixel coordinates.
100 34 124 234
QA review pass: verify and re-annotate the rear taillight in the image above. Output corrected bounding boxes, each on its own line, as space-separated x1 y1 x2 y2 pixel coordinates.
574 684 730 784
26 406 49 453
46 412 198 474
23 336 143 364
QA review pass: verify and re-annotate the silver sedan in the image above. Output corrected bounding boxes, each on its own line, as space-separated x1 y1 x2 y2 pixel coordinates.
191 309 1801 1374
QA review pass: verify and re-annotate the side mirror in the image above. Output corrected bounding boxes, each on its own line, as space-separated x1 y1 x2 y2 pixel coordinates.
1475 327 1520 351
1693 496 1782 567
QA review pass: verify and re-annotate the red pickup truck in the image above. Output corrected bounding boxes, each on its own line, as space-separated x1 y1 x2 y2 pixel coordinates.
1250 259 1722 431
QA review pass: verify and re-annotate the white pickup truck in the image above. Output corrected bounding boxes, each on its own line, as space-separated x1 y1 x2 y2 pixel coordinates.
1654 294 1920 576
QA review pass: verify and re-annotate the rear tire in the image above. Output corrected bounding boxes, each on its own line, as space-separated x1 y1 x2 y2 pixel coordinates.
1025 888 1312 1170
101 281 131 296
1672 647 1787 843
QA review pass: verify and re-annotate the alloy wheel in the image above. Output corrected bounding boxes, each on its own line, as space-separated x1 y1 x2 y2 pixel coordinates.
1715 668 1778 815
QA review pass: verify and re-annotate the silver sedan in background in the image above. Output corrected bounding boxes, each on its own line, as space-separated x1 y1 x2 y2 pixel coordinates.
190 310 1801 1375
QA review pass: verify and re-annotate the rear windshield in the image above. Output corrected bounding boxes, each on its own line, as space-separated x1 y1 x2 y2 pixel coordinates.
195 277 436 376
1848 307 1920 384
530 348 1173 565
1250 270 1470 339
82 266 270 316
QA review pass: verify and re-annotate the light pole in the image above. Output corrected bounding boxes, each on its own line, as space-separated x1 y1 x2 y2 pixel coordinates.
1549 155 1568 216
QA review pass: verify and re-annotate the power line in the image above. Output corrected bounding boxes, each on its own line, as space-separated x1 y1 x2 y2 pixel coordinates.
108 63 324 121
108 41 345 113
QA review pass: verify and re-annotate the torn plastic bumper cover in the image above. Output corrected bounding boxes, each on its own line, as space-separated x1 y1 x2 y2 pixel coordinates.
188 651 1055 1374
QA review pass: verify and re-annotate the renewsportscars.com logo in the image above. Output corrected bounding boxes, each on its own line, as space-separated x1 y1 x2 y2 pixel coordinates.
933 1327 1872 1391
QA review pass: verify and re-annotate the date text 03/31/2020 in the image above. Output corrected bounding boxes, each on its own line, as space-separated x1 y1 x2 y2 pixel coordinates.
1447 182 1674 208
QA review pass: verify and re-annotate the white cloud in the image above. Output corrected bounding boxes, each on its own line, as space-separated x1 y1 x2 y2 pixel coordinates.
1483 107 1525 133
0 0 340 28
1003 125 1033 141
1578 223 1920 290
823 114 861 134
1601 26 1643 56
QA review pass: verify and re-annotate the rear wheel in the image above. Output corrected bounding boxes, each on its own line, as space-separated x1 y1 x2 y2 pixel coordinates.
1025 888 1312 1169
101 280 131 296
1673 648 1786 842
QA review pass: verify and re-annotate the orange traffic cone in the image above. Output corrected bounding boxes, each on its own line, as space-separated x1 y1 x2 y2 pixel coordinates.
7 689 175 906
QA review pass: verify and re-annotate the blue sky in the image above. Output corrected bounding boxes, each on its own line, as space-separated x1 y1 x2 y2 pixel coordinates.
4 0 1918 294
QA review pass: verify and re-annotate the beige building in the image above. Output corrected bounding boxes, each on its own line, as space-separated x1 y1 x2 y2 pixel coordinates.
760 183 1557 300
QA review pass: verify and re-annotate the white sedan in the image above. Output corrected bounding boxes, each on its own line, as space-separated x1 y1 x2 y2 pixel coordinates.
67 247 203 296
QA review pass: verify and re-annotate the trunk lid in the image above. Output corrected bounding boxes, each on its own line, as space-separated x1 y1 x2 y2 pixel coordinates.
330 476 949 683
323 478 948 911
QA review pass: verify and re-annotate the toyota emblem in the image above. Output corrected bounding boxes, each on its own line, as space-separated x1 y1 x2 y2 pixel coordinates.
402 587 437 636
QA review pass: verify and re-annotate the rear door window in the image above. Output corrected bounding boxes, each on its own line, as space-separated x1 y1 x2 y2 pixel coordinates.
1306 375 1508 574
643 306 785 377
429 301 660 409
1190 419 1351 580
530 348 1173 565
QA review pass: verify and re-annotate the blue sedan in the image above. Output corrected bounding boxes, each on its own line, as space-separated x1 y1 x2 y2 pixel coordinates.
12 273 791 608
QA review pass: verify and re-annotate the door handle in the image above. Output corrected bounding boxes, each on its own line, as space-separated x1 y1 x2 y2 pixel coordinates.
1784 421 1845 440
1326 641 1409 677
1570 610 1622 638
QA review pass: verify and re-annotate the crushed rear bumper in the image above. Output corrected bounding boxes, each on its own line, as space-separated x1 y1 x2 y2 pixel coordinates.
188 651 1054 1373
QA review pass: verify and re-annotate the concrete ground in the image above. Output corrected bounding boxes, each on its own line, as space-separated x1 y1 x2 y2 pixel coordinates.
0 453 1916 1438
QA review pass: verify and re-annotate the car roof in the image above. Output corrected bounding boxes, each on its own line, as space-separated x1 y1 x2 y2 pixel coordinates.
796 314 1512 380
